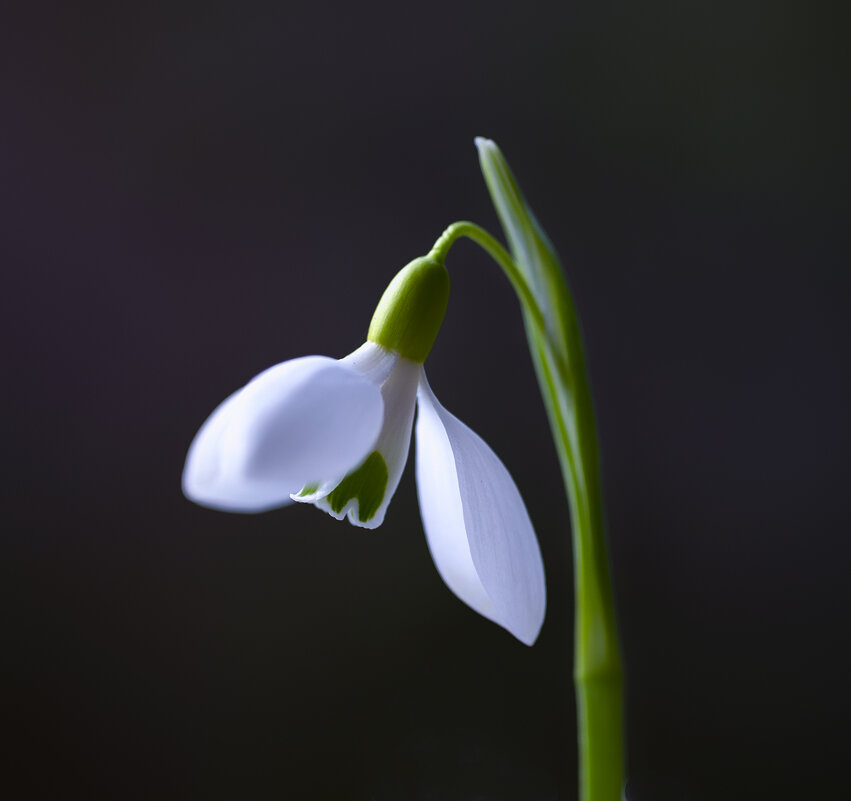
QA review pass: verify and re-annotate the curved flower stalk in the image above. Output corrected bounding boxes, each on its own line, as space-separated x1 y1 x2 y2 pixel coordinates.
183 255 546 646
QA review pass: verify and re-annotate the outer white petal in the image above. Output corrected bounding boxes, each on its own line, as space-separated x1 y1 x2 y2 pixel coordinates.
415 372 546 645
182 388 284 512
183 356 384 512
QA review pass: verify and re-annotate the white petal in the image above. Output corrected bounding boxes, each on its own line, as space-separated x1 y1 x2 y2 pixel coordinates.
415 373 546 645
183 356 384 512
306 356 421 529
365 358 421 527
183 389 282 512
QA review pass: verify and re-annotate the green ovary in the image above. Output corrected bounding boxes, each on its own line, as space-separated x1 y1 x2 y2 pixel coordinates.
326 451 389 522
367 255 450 362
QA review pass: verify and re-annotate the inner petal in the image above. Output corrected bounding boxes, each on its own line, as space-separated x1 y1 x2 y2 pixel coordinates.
325 451 389 522
299 357 422 528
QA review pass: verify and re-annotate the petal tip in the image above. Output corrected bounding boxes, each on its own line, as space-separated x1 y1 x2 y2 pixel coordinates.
511 615 545 647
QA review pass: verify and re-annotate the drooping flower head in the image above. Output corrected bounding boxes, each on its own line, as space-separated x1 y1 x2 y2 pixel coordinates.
183 252 546 644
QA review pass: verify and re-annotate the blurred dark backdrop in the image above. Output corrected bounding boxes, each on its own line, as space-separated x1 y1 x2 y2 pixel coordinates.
2 1 848 799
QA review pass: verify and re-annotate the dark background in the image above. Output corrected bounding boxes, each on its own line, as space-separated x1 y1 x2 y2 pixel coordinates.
3 2 848 799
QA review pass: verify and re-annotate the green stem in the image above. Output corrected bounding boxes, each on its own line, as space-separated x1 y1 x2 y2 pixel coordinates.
433 220 623 801
430 221 549 337
527 318 623 801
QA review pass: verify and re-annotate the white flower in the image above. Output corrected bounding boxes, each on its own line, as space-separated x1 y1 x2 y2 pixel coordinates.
183 256 546 644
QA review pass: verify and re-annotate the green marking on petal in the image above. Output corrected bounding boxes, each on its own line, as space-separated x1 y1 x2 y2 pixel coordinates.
326 451 388 523
298 483 319 497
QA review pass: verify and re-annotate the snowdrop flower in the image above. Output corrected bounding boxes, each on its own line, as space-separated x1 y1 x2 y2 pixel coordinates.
183 255 546 644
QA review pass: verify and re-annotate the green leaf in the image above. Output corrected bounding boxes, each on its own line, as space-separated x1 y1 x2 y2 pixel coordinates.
475 137 573 363
476 137 624 801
